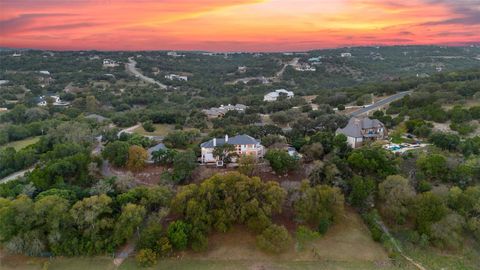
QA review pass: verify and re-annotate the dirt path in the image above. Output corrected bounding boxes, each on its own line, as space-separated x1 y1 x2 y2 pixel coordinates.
126 57 167 89
376 219 427 270
113 241 136 267
0 167 34 184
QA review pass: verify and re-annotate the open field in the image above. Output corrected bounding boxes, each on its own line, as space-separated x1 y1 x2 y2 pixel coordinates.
400 240 480 270
0 137 40 151
132 124 175 136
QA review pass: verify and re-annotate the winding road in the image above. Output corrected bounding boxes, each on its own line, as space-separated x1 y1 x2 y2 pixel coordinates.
126 57 167 89
349 91 412 117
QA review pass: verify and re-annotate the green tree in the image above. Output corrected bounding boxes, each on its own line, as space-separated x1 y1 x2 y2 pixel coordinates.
416 154 448 182
113 203 146 245
256 224 291 254
347 147 396 177
238 154 256 176
142 121 155 132
349 176 375 209
265 149 298 175
135 248 157 267
127 145 147 172
171 150 197 183
167 221 190 250
294 181 344 231
102 141 130 167
413 192 447 235
379 175 415 224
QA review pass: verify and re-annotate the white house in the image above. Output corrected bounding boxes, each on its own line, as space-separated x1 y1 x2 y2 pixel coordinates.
37 95 70 107
200 134 264 164
165 74 188 81
39 70 50 75
336 117 387 148
294 63 316 72
263 89 294 102
341 53 352 58
167 51 185 57
238 66 247 73
103 59 119 68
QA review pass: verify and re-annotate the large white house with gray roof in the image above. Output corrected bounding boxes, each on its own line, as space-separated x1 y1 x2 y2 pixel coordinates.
336 117 387 148
200 134 264 164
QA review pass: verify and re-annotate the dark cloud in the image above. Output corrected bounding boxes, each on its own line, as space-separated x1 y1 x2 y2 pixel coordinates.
28 22 99 32
421 0 480 25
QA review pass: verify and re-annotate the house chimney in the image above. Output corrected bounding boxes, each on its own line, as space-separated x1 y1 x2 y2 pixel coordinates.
225 134 229 142
213 138 217 147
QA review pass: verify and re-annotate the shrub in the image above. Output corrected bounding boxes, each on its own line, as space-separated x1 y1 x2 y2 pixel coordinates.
167 221 190 250
417 180 432 193
296 225 320 250
142 121 155 133
135 248 157 267
256 224 291 254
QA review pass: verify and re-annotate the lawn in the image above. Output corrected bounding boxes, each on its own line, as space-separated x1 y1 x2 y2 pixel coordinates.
0 255 116 270
0 137 40 151
133 124 175 137
400 241 480 270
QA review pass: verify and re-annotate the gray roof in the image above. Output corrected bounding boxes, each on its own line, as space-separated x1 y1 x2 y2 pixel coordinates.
201 134 260 148
336 117 384 138
147 143 167 160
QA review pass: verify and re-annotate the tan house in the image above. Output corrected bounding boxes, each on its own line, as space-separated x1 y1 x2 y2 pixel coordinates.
336 117 387 148
200 134 264 164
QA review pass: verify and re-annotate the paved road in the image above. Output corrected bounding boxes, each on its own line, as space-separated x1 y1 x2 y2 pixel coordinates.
349 91 412 117
126 57 167 89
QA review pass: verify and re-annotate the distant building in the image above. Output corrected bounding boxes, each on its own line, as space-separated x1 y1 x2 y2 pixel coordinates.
336 117 387 148
264 89 294 102
294 63 316 72
12 53 21 57
341 53 352 58
202 104 247 119
200 134 264 164
103 59 119 68
0 80 9 85
0 108 8 112
308 56 322 62
165 74 188 81
37 95 70 107
238 66 247 73
167 51 185 57
39 70 50 75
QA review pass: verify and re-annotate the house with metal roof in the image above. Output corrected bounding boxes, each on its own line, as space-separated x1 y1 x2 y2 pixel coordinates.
336 117 387 148
263 89 294 102
147 143 167 163
200 134 264 164
202 104 247 119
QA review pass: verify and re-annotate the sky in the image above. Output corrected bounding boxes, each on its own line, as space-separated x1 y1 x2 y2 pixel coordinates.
0 0 479 51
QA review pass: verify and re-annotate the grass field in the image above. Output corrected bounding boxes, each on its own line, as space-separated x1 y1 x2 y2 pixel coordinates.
133 124 175 136
0 137 40 151
8 209 475 270
400 241 480 270
1 208 400 270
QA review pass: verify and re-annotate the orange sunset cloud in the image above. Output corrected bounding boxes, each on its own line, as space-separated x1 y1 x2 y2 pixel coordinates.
0 0 479 51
